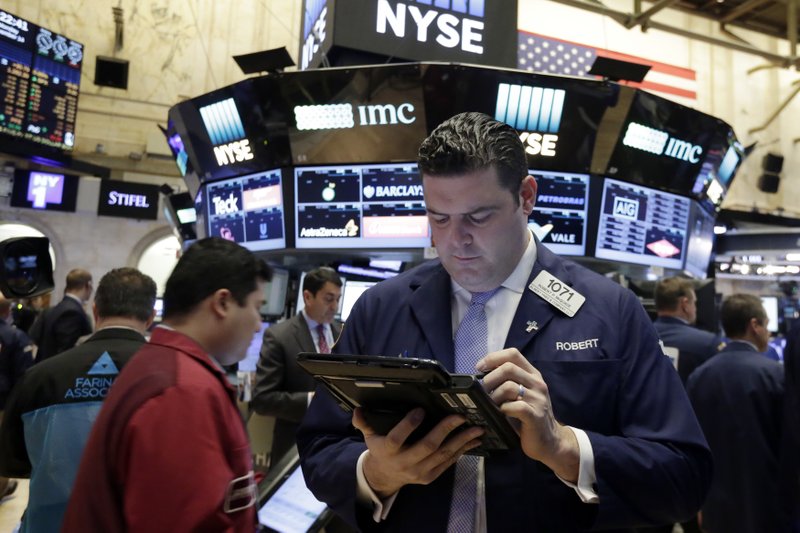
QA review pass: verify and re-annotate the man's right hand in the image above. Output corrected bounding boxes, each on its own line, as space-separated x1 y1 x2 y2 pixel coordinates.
353 407 484 498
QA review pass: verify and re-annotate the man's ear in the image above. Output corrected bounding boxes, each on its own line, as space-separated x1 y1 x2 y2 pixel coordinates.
520 175 537 215
209 289 233 318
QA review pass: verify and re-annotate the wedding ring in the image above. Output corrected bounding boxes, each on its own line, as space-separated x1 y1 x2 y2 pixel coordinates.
517 383 525 401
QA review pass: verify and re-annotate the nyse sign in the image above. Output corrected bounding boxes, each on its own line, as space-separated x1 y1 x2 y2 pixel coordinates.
376 0 484 55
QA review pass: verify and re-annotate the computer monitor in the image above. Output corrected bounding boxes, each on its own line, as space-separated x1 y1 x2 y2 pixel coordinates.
153 298 164 322
261 268 289 319
761 296 780 334
257 447 331 533
339 280 377 322
527 170 590 256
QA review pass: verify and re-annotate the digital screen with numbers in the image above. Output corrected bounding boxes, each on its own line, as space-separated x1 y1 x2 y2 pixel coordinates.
594 177 691 270
294 163 430 249
528 170 590 256
10 168 79 211
0 9 83 152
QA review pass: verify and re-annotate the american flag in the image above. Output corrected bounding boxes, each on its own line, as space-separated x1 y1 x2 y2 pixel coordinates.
517 31 698 107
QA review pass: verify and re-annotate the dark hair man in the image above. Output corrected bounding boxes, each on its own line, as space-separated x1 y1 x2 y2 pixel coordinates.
0 268 155 531
297 112 711 531
251 266 343 464
687 294 787 533
0 296 35 501
653 276 721 384
62 238 272 532
29 268 93 362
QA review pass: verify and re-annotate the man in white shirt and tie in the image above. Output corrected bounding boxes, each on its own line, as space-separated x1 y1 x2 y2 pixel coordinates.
251 266 343 464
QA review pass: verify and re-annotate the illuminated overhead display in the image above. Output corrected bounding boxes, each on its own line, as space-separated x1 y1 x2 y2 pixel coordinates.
0 8 83 154
10 169 79 212
301 0 518 70
528 170 589 256
294 163 430 249
594 178 691 270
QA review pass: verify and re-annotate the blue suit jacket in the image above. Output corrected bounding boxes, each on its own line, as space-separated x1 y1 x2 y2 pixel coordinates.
653 316 721 385
687 341 788 533
297 243 712 532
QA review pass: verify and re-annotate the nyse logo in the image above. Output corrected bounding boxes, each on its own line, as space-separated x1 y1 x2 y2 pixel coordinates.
212 193 240 216
613 197 639 220
376 0 484 54
199 98 254 167
301 5 327 70
496 84 565 158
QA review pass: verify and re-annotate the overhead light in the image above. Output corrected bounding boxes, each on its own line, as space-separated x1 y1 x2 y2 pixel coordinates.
714 225 727 235
787 253 800 261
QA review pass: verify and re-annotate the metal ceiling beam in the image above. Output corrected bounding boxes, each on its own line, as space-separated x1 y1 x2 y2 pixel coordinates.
720 0 772 23
748 78 800 134
625 0 682 28
548 0 795 67
789 0 798 58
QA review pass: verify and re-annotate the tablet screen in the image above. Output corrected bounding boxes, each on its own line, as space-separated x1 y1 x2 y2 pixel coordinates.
258 465 327 532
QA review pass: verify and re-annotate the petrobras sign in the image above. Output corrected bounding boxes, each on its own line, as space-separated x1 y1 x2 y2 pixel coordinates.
329 0 518 68
199 98 254 167
294 102 417 131
622 122 703 164
495 83 565 157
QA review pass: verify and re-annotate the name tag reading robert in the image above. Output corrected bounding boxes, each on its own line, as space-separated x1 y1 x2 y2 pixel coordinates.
529 270 585 317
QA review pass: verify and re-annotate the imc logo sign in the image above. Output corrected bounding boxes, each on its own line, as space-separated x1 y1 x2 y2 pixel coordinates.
199 98 254 167
294 102 416 130
495 83 565 157
27 172 64 209
622 122 703 163
376 0 486 54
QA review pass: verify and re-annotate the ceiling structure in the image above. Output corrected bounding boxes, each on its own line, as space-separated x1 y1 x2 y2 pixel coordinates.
551 0 799 68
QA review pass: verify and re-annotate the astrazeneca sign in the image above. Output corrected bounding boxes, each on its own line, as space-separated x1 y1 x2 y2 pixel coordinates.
327 0 518 68
198 98 255 167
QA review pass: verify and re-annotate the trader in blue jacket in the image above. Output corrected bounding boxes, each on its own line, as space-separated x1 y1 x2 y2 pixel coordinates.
297 112 712 532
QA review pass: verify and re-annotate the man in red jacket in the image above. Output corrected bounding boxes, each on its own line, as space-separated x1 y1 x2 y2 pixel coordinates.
62 237 272 532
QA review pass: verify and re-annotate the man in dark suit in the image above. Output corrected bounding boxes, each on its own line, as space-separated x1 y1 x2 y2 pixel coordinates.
297 113 711 531
29 268 93 362
251 266 343 464
687 294 788 533
653 276 722 384
0 268 156 532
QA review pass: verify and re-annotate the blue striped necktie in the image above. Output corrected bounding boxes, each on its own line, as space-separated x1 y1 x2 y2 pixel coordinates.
447 288 499 533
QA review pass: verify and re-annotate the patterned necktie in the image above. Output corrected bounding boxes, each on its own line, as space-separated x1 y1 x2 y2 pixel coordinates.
447 288 499 533
316 324 330 354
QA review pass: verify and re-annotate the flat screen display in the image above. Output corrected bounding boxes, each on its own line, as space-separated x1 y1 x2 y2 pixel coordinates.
97 179 160 220
340 280 377 322
761 296 779 334
683 201 716 279
10 169 79 211
205 169 286 251
0 9 83 153
528 170 589 256
295 163 430 249
258 462 327 532
594 178 691 270
239 322 270 373
261 268 289 319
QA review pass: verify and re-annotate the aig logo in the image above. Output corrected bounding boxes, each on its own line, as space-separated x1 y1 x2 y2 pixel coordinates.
495 83 565 157
613 197 639 220
376 0 485 54
199 98 255 167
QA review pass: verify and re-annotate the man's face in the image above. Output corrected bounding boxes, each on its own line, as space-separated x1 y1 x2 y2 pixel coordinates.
218 282 265 366
424 168 536 292
304 281 342 324
755 315 771 352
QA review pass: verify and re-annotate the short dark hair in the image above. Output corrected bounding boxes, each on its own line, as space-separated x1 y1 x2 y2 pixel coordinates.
654 277 695 311
418 112 528 201
94 268 157 322
163 238 272 319
303 267 342 295
720 294 766 338
65 269 92 291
